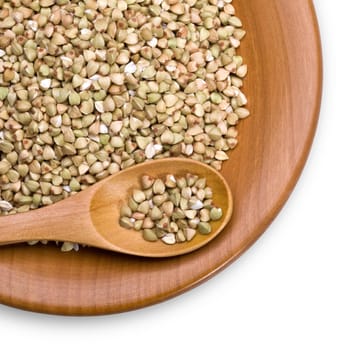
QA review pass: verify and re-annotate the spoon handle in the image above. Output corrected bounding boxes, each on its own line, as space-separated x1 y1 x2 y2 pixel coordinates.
0 197 92 246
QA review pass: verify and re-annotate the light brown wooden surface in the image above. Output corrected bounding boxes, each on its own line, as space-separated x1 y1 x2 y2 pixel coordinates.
0 159 233 258
0 0 322 315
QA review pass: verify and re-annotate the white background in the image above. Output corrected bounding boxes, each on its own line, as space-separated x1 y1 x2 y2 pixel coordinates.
0 1 349 349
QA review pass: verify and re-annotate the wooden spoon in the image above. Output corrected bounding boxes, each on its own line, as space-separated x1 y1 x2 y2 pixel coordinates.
0 158 233 258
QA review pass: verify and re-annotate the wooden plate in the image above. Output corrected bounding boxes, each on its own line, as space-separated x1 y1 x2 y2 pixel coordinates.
0 0 322 315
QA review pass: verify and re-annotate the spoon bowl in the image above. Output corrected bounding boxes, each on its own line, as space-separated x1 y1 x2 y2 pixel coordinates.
0 158 233 257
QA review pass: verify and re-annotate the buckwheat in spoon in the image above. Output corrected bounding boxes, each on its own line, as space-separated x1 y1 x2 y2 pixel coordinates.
0 159 232 257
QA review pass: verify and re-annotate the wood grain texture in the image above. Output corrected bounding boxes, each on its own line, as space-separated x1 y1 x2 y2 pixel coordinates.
0 0 322 315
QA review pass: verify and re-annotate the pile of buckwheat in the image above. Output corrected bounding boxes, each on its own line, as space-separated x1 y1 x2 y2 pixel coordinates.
120 173 223 244
0 0 248 251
